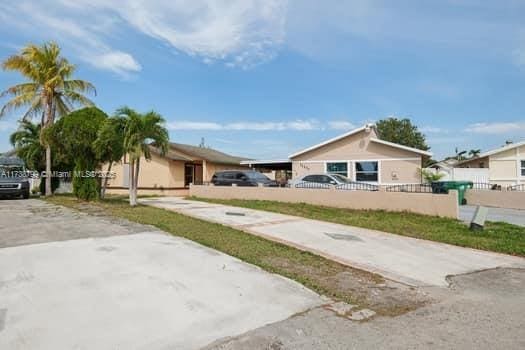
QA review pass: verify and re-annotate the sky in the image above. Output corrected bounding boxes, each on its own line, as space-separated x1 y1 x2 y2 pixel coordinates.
1 0 525 160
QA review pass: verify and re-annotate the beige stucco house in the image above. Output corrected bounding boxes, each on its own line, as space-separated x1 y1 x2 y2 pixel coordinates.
457 141 525 186
106 142 248 196
288 124 432 184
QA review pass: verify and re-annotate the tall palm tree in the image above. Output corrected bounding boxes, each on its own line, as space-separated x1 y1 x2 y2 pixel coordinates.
0 42 96 196
9 120 44 171
117 107 169 206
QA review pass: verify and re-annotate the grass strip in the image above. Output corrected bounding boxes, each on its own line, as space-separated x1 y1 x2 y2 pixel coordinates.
190 197 525 257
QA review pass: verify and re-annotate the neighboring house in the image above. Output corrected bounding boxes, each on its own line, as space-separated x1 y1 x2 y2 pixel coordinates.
456 141 525 186
288 124 432 184
106 142 249 196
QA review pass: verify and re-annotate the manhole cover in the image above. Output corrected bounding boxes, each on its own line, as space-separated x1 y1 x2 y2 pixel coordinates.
225 212 246 216
324 232 363 241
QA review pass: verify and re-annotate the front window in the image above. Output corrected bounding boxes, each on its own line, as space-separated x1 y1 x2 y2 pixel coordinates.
521 160 525 176
326 162 348 177
355 161 378 182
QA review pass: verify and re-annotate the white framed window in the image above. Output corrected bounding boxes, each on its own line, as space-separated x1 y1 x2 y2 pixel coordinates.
521 160 525 176
326 162 348 177
355 161 378 182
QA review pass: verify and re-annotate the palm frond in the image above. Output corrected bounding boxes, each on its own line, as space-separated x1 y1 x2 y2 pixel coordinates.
0 93 37 117
63 79 96 96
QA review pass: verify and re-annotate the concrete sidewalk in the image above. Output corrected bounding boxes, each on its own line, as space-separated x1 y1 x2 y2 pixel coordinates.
140 197 525 287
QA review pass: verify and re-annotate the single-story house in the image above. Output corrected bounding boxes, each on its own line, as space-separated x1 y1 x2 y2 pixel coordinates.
106 142 249 196
243 124 432 184
288 124 432 184
456 140 525 186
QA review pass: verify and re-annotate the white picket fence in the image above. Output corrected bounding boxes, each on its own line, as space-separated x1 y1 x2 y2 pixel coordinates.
425 168 489 183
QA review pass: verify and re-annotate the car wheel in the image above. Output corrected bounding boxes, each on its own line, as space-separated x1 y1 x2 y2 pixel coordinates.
22 190 30 199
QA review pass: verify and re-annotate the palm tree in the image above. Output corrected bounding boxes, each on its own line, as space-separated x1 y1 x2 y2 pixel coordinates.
9 120 44 170
1 42 95 196
469 149 481 158
117 107 169 206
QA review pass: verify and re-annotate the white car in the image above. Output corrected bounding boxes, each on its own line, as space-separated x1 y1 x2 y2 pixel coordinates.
289 173 378 190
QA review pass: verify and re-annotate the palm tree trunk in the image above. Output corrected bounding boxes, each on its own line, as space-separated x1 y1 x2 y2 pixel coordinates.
133 158 140 206
100 162 112 199
129 158 135 206
44 97 53 197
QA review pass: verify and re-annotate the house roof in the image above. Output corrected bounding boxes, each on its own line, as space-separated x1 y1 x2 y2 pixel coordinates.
288 123 432 159
148 145 193 162
369 138 433 156
474 140 525 158
289 124 376 158
168 142 249 165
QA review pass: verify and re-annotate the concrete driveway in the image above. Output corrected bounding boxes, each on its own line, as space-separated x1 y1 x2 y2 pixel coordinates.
0 200 323 350
460 205 525 227
140 197 525 287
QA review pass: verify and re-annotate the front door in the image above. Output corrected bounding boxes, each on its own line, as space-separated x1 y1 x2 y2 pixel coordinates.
194 164 203 185
184 164 194 187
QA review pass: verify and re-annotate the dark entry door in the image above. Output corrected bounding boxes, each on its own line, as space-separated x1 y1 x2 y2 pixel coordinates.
184 164 194 187
194 164 203 185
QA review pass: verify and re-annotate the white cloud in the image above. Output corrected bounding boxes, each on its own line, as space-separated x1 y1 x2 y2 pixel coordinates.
328 120 355 130
0 1 141 77
168 119 319 131
85 52 142 76
62 0 287 69
1 0 285 73
167 121 223 130
420 126 446 133
466 122 525 134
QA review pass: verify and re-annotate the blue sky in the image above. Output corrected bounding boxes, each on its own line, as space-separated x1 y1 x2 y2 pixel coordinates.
1 0 525 160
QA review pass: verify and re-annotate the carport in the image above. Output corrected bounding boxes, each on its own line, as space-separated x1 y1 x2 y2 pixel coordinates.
241 159 292 186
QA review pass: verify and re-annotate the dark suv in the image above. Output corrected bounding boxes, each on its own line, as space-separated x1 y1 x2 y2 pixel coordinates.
0 156 30 199
211 170 278 187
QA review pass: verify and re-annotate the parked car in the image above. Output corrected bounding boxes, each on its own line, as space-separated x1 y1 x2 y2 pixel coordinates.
211 170 278 187
289 173 379 190
0 156 30 199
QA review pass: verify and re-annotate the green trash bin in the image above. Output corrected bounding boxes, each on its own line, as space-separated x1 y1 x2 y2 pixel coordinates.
431 181 473 205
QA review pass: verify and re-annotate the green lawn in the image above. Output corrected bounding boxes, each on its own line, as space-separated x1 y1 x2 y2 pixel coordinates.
45 195 426 316
190 197 525 257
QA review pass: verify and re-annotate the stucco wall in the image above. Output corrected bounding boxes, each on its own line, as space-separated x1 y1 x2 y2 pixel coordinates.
380 159 421 184
105 153 186 189
489 160 517 181
289 129 423 183
465 189 525 210
291 162 325 179
190 185 458 218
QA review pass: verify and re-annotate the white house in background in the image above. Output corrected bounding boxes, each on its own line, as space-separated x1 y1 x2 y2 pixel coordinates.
457 140 525 186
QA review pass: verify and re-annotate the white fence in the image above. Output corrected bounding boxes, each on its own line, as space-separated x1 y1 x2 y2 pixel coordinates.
425 168 489 183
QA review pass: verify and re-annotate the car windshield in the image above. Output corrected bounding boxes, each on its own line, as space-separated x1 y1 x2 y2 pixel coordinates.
245 172 270 181
0 164 25 178
331 174 352 183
